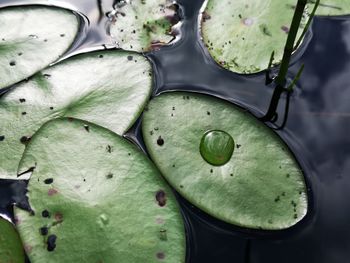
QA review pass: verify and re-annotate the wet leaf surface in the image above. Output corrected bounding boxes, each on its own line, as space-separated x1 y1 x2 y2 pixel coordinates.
109 0 181 52
200 0 308 74
0 5 79 89
0 217 25 262
0 50 152 179
15 118 185 262
142 92 308 230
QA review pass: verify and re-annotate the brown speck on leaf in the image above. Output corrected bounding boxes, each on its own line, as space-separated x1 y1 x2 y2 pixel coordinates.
156 252 165 260
156 190 167 207
54 212 63 223
24 244 33 254
202 11 211 22
48 188 58 196
281 25 290 33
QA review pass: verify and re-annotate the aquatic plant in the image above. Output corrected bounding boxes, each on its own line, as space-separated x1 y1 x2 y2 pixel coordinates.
0 50 153 180
15 118 185 262
0 217 25 262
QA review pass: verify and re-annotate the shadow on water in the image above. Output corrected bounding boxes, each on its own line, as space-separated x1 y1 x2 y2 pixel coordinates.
0 0 350 262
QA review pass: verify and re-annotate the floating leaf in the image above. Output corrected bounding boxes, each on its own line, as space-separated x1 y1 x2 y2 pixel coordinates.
142 92 308 230
0 217 25 262
0 51 152 180
109 0 180 52
15 118 185 262
313 0 350 16
0 5 79 90
200 0 308 74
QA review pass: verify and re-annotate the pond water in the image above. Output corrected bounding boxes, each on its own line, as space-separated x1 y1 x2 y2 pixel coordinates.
0 0 350 262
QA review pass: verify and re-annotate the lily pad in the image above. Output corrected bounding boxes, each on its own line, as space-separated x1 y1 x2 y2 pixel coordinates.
0 50 152 180
14 118 185 262
142 92 308 230
0 217 25 262
109 0 180 52
0 5 79 90
200 0 308 74
314 0 350 16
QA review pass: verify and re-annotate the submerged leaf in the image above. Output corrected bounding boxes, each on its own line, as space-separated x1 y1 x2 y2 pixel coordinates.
200 0 308 74
313 0 350 16
142 92 308 230
109 0 181 52
0 5 79 89
0 51 152 179
15 118 185 262
0 217 25 262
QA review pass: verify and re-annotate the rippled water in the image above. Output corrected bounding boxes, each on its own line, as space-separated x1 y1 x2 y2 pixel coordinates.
0 0 350 262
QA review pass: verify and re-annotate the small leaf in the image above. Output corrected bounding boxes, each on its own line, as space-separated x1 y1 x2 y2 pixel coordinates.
0 5 79 89
0 51 152 179
0 217 25 262
200 0 309 74
142 92 308 230
109 0 181 52
15 118 185 262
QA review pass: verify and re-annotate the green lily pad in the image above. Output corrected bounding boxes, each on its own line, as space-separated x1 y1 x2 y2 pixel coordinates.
313 0 350 16
0 5 79 90
0 50 152 180
200 0 308 74
14 118 185 262
142 92 308 230
0 217 25 262
109 0 180 52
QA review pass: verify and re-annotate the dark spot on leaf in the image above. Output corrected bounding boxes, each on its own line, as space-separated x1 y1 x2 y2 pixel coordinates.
294 213 298 219
20 136 31 144
179 185 184 188
9 60 16 66
21 112 27 115
42 210 50 218
156 252 165 260
40 227 48 236
207 111 210 115
159 229 167 240
156 190 167 207
157 136 164 146
19 98 26 103
236 144 241 148
281 25 290 33
84 125 90 132
44 178 54 184
43 74 51 79
274 196 280 202
286 173 290 178
127 55 133 61
50 107 54 110
106 145 113 153
60 34 65 37
0 135 4 141
210 169 213 173
18 52 23 56
106 173 113 179
99 54 104 58
47 235 57 252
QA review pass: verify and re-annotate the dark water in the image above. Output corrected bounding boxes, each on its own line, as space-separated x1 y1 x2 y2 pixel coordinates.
1 0 350 262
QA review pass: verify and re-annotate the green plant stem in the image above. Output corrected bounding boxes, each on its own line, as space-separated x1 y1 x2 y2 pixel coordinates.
275 0 307 86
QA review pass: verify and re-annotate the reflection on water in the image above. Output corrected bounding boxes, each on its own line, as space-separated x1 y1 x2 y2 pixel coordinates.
0 0 350 262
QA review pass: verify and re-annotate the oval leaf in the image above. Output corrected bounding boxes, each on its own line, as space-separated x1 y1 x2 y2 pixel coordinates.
0 217 25 262
142 92 308 230
109 0 180 52
315 0 350 16
14 118 185 262
0 5 79 89
0 51 152 180
200 0 308 74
